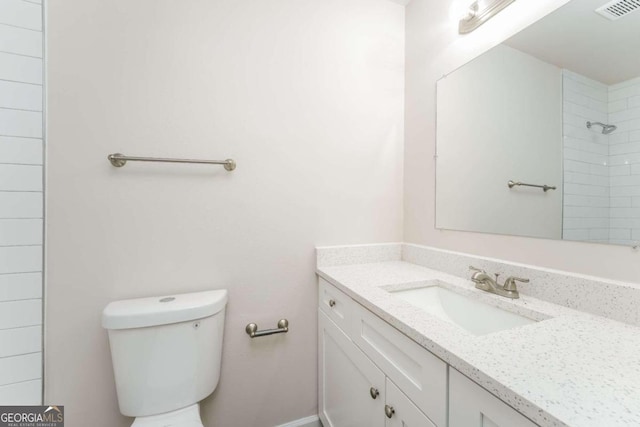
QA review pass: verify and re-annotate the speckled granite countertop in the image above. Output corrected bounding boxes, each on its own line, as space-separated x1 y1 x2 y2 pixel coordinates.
317 261 640 427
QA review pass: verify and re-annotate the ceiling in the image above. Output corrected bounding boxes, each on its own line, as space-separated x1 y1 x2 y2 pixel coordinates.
386 0 412 6
504 0 640 85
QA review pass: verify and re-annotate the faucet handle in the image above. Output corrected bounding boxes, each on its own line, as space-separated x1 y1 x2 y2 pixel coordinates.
503 276 529 291
469 265 485 273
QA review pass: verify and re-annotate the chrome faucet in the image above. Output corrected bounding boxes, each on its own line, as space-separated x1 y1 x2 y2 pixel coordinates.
468 266 529 299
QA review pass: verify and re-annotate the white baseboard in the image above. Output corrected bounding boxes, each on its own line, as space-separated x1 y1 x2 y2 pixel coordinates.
274 415 322 427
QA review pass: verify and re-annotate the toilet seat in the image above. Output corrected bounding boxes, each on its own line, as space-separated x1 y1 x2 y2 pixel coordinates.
131 404 203 427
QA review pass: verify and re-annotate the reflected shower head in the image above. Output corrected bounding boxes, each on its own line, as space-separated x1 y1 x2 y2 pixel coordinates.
587 121 617 134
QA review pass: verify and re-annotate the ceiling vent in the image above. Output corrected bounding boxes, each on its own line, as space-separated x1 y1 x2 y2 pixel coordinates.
596 0 640 20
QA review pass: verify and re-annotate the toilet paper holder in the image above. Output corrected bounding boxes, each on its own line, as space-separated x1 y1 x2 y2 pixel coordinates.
245 319 289 338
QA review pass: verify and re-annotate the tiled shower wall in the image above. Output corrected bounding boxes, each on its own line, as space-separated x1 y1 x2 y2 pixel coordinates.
562 70 610 243
0 0 44 404
562 71 640 246
608 77 640 246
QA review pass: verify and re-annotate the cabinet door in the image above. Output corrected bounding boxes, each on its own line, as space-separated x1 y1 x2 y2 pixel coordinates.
385 379 436 427
351 302 447 427
449 368 539 427
319 310 385 427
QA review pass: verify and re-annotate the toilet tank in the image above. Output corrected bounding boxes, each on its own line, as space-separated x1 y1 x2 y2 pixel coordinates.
102 290 228 417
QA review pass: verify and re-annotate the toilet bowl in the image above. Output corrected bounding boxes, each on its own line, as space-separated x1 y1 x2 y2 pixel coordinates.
102 290 228 426
131 404 203 427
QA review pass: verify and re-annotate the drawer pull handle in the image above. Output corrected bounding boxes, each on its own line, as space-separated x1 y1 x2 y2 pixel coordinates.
385 405 395 418
369 387 379 399
328 299 336 308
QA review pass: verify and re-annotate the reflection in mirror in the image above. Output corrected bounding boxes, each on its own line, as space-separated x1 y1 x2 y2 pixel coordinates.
436 0 640 247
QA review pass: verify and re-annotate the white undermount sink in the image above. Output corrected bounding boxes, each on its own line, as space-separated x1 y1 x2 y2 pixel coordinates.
389 284 537 335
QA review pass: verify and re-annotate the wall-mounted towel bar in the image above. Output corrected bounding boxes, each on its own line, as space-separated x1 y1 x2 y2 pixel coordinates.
508 180 556 192
245 319 289 338
107 153 236 171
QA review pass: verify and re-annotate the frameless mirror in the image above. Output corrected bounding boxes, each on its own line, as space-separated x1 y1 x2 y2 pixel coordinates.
436 0 640 247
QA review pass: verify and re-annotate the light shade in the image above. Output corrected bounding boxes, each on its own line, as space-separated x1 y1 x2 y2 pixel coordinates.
459 0 516 34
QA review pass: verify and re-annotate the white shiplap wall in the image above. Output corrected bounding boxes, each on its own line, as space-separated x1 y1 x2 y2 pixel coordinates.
0 0 43 404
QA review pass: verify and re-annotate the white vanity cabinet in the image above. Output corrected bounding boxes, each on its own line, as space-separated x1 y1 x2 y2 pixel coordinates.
318 310 436 427
449 368 537 427
319 310 385 427
351 300 447 427
385 378 436 427
318 278 541 427
319 279 444 427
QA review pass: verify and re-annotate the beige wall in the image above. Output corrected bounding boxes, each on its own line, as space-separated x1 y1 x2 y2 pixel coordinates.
404 0 640 283
45 1 404 426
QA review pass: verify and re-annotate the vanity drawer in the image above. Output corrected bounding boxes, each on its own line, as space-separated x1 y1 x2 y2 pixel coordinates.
351 303 447 427
318 278 353 333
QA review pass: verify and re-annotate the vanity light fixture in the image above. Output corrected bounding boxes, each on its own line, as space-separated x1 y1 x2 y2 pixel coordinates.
459 0 516 34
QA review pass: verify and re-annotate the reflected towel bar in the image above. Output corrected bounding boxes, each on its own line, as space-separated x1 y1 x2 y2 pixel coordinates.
108 153 236 171
245 319 289 338
508 180 556 192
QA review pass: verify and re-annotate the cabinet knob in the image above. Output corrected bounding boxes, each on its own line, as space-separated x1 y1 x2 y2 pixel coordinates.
369 387 379 399
328 299 336 307
385 405 395 418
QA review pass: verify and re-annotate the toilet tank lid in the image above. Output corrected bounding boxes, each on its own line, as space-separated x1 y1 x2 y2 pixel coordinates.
102 289 228 330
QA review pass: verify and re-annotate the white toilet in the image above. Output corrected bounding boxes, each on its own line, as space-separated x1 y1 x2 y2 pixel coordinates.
102 289 228 427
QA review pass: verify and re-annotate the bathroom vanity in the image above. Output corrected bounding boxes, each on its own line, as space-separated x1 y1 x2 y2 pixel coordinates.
318 279 537 427
316 244 640 427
